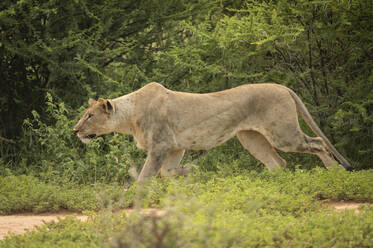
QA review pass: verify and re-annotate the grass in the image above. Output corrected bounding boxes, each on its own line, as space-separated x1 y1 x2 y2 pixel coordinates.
1 167 373 247
0 175 132 214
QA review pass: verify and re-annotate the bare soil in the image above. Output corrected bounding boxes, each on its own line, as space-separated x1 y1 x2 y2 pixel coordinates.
322 201 371 214
0 211 88 240
0 203 371 240
0 208 166 240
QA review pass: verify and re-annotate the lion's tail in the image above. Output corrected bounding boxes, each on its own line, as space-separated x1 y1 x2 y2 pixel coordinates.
288 89 352 170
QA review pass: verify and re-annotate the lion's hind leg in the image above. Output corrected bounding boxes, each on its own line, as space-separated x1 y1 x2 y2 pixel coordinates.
237 130 286 170
297 135 340 169
160 149 194 177
273 132 339 169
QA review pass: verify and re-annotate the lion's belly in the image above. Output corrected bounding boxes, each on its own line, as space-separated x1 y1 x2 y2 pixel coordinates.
166 84 290 150
170 104 247 150
175 126 238 150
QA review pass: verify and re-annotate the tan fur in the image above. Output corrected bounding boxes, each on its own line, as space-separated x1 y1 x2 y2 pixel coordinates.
73 82 351 181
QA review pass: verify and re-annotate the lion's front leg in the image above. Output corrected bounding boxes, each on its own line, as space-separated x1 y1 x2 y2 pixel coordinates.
136 123 179 181
138 150 167 182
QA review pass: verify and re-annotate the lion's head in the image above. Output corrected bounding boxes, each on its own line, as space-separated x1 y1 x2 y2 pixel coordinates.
73 98 115 144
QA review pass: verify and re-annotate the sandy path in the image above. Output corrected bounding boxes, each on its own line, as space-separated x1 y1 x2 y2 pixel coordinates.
0 208 166 240
0 212 88 240
323 201 370 214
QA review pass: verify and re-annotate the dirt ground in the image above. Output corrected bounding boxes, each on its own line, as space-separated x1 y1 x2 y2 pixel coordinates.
0 203 369 240
0 212 88 240
0 208 166 240
323 201 365 213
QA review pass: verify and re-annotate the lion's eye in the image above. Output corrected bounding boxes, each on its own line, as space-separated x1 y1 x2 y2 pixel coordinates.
87 114 93 119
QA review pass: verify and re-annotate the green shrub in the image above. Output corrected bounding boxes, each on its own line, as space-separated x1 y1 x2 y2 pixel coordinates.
10 93 146 185
0 216 99 248
1 168 372 215
0 175 133 214
251 167 373 202
1 189 372 248
1 169 373 247
0 175 60 214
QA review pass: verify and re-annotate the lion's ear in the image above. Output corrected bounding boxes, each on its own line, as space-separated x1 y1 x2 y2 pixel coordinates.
88 98 96 106
107 100 114 112
98 98 114 113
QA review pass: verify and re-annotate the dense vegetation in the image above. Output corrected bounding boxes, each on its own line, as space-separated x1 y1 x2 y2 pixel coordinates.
1 168 373 247
1 0 372 176
0 0 372 246
1 168 373 215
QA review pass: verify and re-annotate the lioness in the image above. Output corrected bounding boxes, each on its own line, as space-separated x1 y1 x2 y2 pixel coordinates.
74 82 351 181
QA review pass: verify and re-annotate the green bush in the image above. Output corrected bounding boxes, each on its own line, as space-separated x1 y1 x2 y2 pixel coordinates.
1 168 372 215
5 93 146 185
2 0 372 176
0 175 134 214
1 168 373 247
252 167 373 202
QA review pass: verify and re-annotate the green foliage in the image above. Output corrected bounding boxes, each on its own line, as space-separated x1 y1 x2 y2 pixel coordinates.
161 167 373 215
0 0 372 211
2 209 372 248
153 0 373 169
0 0 372 174
2 209 371 248
0 216 100 248
0 0 212 163
1 168 373 247
6 93 145 184
0 174 127 215
1 2 372 246
251 167 373 202
1 168 372 215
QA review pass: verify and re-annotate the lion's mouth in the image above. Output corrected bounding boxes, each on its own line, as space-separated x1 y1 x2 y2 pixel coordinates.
84 134 97 139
